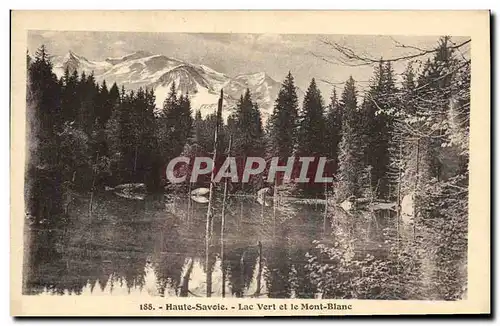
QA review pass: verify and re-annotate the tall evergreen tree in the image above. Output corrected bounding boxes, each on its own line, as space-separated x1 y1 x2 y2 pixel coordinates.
232 89 264 189
401 36 469 300
296 78 326 157
233 89 264 157
60 67 79 123
268 72 299 158
389 62 418 198
157 82 193 177
363 60 399 199
96 80 112 127
25 45 65 224
178 93 194 144
324 88 342 175
296 78 326 194
117 90 136 182
131 87 160 188
157 82 178 162
77 71 98 136
336 76 365 200
104 87 123 185
401 62 417 116
192 109 204 146
109 82 120 106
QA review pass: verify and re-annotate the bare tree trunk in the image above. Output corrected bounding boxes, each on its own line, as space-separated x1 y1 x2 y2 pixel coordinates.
206 259 213 298
413 138 420 240
205 90 223 297
255 241 263 297
239 201 243 231
133 143 138 174
368 167 373 204
187 181 192 223
323 181 328 235
180 259 194 297
89 152 99 220
397 138 403 242
273 178 277 236
220 136 231 298
261 192 265 223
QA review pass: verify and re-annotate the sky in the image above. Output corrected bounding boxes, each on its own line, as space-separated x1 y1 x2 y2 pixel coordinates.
28 31 470 98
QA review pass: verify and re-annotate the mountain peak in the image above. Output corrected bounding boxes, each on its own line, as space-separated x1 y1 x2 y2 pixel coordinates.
236 71 267 79
53 50 110 77
51 49 286 123
105 51 154 65
132 50 153 57
252 71 267 79
233 72 277 88
64 50 82 61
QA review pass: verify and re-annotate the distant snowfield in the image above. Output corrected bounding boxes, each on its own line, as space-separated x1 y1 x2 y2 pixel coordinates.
187 86 222 116
154 81 230 120
50 50 303 123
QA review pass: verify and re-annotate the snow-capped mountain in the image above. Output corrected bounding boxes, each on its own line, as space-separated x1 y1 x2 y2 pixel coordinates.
227 72 282 115
52 51 112 78
51 50 300 121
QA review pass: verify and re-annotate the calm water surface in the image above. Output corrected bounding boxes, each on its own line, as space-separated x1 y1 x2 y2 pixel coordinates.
23 191 391 297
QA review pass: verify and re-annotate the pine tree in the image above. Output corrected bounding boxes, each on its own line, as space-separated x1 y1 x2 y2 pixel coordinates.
96 80 112 127
232 89 264 190
129 87 160 188
401 62 417 116
157 82 178 162
192 110 220 155
192 109 203 146
296 78 326 157
409 37 469 300
26 50 31 68
233 89 264 156
77 71 98 136
109 82 120 106
390 62 418 198
268 72 299 158
104 91 123 185
336 76 365 200
157 82 193 178
25 45 65 224
118 88 136 183
61 68 80 123
178 93 194 146
324 88 342 176
30 45 63 137
363 60 399 199
296 78 326 194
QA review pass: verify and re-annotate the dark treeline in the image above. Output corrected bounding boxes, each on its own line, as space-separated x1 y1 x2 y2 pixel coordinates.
306 36 470 300
25 36 469 300
26 45 191 225
26 37 469 227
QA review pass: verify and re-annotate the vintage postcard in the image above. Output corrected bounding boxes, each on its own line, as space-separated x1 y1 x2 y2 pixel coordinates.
10 10 490 316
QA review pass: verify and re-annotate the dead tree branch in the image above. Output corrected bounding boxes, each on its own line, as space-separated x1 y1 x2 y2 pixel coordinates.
315 37 471 67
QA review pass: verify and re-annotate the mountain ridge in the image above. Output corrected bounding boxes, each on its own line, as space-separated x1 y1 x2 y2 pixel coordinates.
51 50 304 121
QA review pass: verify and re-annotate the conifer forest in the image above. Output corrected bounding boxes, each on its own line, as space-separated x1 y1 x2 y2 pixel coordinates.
23 34 470 300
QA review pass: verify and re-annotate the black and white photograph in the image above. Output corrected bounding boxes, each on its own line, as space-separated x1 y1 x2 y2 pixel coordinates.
10 10 490 316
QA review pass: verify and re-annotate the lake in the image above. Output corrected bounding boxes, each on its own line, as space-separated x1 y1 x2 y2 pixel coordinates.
22 190 395 298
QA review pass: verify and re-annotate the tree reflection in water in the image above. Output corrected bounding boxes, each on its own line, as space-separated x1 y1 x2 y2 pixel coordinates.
23 192 394 298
